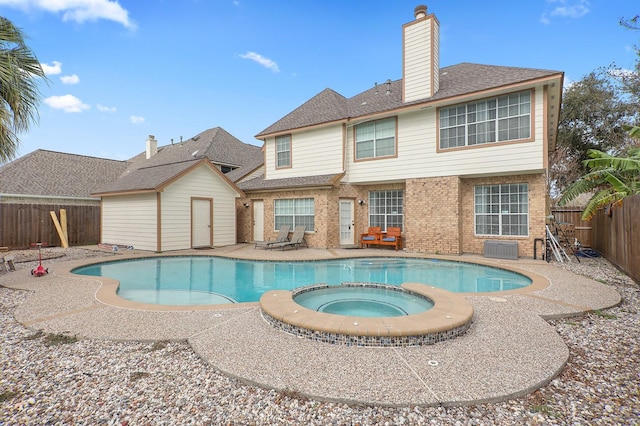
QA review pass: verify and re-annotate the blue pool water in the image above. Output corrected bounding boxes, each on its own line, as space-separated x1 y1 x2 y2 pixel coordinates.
294 286 435 317
72 256 531 305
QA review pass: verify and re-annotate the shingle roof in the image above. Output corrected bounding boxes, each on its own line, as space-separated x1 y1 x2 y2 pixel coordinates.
256 63 563 137
238 173 344 192
92 159 205 195
256 89 348 137
94 127 262 194
126 127 263 183
0 150 128 198
1 127 262 198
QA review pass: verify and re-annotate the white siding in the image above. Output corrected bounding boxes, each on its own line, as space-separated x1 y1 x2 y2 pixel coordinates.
265 126 343 178
101 193 158 251
160 164 239 250
404 17 438 102
345 87 546 183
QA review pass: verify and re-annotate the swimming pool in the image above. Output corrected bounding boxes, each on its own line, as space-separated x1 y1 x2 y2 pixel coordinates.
72 256 532 305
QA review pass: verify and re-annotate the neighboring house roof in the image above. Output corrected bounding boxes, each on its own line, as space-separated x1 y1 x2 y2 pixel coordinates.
0 149 128 198
238 173 344 192
126 127 263 183
256 63 563 138
1 127 262 200
93 158 245 197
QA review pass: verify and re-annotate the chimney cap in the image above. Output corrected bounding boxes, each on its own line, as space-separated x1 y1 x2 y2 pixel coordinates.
414 5 427 18
148 135 155 140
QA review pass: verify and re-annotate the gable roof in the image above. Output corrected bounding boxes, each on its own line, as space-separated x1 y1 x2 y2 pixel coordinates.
94 127 261 195
126 127 263 183
256 89 348 138
92 158 245 197
256 63 563 138
0 150 128 198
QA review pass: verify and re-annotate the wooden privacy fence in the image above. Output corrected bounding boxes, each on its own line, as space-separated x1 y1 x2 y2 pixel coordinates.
0 203 100 249
590 194 640 283
550 207 592 248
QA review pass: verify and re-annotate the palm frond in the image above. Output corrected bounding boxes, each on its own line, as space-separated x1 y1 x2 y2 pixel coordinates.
558 169 610 205
580 188 626 220
583 149 640 172
623 125 640 139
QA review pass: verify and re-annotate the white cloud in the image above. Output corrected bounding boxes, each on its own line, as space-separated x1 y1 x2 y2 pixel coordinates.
41 61 62 75
239 51 280 73
60 74 80 84
130 115 145 124
97 104 116 112
550 3 589 19
0 0 136 29
541 0 590 24
44 94 90 112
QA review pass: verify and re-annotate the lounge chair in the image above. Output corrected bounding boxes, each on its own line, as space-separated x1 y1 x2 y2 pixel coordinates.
360 226 381 248
268 225 307 250
377 227 402 251
254 225 290 249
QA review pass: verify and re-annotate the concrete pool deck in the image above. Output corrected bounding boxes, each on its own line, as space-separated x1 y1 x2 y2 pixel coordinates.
0 244 621 407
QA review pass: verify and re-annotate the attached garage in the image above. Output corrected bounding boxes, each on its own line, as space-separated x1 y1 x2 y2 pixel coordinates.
93 158 244 252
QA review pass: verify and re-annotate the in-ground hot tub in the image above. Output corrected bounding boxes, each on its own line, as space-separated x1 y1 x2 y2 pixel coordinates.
293 283 435 317
260 283 474 347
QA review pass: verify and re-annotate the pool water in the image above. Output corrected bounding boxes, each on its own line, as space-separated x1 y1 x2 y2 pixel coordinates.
72 256 531 305
294 286 434 317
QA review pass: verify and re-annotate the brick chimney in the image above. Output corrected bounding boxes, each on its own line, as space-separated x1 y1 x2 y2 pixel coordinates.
145 135 157 159
402 5 440 102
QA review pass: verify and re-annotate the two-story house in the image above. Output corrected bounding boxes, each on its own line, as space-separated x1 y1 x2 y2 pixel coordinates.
237 5 563 258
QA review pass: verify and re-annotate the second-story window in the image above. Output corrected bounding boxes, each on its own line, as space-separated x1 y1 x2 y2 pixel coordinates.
276 134 291 168
355 117 396 160
439 90 531 149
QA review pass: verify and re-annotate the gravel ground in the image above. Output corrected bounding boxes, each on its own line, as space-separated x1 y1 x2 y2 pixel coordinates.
1 248 639 425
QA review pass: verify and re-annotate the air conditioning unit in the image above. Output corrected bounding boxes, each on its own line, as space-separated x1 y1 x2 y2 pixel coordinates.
484 240 518 260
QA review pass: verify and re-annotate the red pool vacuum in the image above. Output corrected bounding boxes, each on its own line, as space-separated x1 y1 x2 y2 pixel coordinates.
30 242 49 277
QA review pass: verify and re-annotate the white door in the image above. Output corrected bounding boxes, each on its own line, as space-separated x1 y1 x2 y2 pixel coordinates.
339 199 354 246
253 200 264 242
192 198 212 247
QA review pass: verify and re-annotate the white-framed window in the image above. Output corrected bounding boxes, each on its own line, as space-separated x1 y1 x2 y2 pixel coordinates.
440 90 531 149
355 117 396 160
276 134 291 168
474 184 529 236
369 190 403 231
274 198 314 230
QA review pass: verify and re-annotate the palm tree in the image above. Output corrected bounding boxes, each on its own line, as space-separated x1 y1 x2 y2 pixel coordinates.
0 16 47 163
559 126 640 220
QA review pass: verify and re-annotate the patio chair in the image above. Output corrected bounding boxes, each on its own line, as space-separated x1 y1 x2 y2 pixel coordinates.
378 227 402 251
254 225 291 249
268 225 307 250
360 226 381 248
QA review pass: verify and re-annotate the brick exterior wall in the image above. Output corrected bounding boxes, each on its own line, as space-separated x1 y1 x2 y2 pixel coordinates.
405 176 461 254
238 183 403 249
237 173 547 257
460 173 547 258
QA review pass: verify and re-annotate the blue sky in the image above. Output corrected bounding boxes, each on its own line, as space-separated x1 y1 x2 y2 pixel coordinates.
1 0 638 161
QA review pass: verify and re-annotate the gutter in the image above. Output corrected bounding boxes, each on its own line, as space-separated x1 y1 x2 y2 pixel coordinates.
0 193 99 201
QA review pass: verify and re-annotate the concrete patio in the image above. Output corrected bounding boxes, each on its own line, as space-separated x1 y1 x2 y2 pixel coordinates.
0 244 621 407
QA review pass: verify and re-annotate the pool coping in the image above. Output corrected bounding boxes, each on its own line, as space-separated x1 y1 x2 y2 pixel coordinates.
260 283 474 346
0 245 623 407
